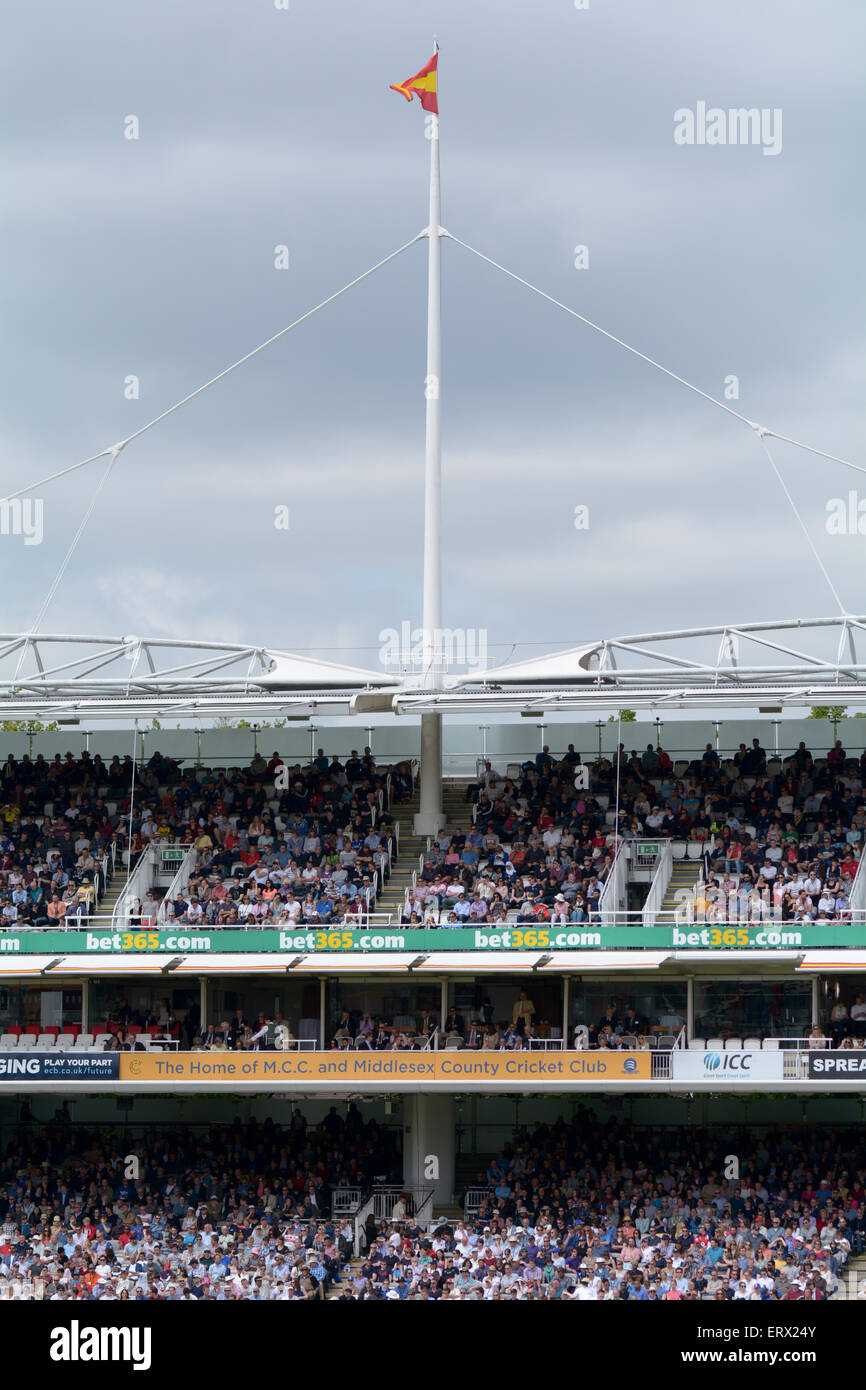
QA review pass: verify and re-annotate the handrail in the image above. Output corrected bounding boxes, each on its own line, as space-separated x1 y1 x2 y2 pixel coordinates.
598 838 628 925
112 843 156 928
642 840 673 927
156 843 198 923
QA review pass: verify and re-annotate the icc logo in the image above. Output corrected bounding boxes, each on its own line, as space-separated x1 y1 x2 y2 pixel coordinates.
704 1053 722 1071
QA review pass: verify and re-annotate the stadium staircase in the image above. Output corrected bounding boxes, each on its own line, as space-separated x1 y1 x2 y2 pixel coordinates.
655 856 703 922
97 876 127 921
376 779 469 921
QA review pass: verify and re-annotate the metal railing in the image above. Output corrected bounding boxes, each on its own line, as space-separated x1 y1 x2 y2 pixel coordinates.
156 844 198 923
642 840 673 927
599 838 628 925
112 843 157 928
331 1187 365 1217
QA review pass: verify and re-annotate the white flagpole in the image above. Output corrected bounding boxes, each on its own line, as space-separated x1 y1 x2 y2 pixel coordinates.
417 39 445 834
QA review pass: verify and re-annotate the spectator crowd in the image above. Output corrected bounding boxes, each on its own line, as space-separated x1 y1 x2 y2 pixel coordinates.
1 1111 863 1301
401 738 864 928
0 746 415 932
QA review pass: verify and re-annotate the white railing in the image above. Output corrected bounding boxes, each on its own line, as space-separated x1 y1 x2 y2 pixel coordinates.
112 843 157 928
849 845 866 920
598 839 628 925
157 844 198 923
642 840 673 927
463 1188 489 1218
331 1187 364 1217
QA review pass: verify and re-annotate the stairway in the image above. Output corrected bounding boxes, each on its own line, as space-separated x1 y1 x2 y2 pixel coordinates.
376 778 472 920
95 864 126 922
832 1252 866 1300
656 855 703 923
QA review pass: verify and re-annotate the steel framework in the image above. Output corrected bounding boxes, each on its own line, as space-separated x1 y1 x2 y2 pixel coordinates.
0 616 864 721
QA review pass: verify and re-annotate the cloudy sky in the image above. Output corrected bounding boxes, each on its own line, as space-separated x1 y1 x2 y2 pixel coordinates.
2 0 864 676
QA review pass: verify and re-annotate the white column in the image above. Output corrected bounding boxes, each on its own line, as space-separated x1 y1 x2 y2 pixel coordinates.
403 1093 455 1208
415 109 445 836
439 977 447 1049
686 976 694 1039
416 712 444 834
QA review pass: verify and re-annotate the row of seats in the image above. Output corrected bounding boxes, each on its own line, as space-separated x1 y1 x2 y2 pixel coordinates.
2 1024 170 1038
0 1031 166 1051
689 1037 803 1050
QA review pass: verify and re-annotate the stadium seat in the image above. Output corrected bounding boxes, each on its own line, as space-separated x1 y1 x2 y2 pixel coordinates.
0 1035 18 1050
687 1039 706 1050
724 1037 742 1049
672 842 687 860
57 1033 76 1050
706 1038 724 1050
656 1036 676 1050
18 1035 36 1049
762 1038 780 1050
686 843 704 859
6 1026 21 1038
43 1026 60 1037
24 1024 40 1036
35 1034 56 1050
743 1037 762 1050
74 1033 94 1049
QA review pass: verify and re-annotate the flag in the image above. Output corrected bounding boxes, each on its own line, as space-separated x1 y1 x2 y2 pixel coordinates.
390 51 438 114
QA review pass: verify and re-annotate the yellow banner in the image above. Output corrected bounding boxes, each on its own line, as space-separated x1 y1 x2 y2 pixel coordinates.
119 1050 650 1085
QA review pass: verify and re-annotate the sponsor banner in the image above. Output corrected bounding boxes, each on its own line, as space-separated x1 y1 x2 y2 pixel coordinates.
807 1051 866 1080
119 1049 651 1086
0 1053 119 1082
671 1050 784 1082
0 924 858 956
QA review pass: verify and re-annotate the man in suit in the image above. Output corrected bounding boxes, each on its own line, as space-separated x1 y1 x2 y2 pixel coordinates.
445 1006 465 1037
465 1020 484 1050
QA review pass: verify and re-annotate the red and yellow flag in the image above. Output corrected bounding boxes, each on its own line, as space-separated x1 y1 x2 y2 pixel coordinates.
390 51 438 114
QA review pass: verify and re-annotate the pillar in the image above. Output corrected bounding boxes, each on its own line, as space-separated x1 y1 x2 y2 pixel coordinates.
199 977 207 1034
686 977 694 1039
414 712 444 835
403 1093 456 1208
562 976 570 1046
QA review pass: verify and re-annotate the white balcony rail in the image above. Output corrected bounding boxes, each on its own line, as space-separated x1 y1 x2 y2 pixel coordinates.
641 840 673 927
156 844 198 923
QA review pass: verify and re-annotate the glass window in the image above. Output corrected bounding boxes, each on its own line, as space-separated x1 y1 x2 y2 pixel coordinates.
693 979 811 1039
452 977 563 1039
0 985 81 1029
328 979 441 1036
571 979 686 1035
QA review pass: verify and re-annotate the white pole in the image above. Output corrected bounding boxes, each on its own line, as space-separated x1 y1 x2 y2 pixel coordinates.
417 74 445 836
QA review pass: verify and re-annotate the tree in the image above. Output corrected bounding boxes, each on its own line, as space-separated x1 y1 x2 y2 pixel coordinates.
0 720 60 733
607 709 637 723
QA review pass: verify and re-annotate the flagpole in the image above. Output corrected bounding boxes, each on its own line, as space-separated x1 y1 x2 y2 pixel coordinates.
416 40 445 835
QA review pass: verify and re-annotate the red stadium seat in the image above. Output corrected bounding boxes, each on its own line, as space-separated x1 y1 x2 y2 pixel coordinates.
7 1026 22 1037
44 1026 60 1036
25 1024 41 1035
